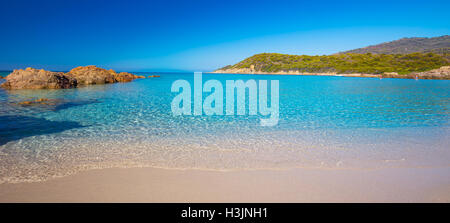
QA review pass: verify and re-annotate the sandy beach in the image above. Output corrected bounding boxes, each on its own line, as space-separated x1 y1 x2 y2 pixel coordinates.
1 166 449 203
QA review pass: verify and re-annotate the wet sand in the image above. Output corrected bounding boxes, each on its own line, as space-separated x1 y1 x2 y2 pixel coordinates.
0 166 449 202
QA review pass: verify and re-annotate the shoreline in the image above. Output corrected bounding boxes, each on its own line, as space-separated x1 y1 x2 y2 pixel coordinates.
209 67 450 80
1 166 449 202
209 71 381 78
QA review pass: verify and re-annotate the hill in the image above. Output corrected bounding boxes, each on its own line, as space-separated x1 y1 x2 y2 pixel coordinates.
215 52 449 75
340 35 450 54
214 35 450 77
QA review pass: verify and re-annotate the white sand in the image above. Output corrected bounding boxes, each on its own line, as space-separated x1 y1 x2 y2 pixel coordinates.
0 166 449 202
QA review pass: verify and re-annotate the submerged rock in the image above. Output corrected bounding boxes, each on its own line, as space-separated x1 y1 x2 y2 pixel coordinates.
17 98 60 106
147 75 160 78
15 98 99 112
0 68 77 89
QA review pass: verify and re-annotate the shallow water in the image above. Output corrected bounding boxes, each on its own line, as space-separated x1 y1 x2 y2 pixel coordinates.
0 72 449 183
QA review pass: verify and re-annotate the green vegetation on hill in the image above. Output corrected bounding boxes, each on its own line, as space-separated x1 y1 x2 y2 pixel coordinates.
220 52 450 74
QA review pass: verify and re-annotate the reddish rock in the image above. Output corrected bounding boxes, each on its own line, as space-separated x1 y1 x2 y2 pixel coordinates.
1 66 148 89
66 65 117 85
66 66 144 84
0 68 77 89
114 72 143 82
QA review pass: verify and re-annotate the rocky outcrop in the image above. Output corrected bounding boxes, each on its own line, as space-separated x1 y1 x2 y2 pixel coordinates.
114 72 145 82
415 66 450 80
381 66 450 79
1 66 145 90
66 66 144 84
66 66 117 85
0 76 3 79
381 73 414 79
147 75 160 78
383 72 398 76
0 68 77 89
114 72 136 82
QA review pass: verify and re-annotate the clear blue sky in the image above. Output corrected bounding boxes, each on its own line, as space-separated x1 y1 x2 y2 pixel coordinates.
0 0 449 72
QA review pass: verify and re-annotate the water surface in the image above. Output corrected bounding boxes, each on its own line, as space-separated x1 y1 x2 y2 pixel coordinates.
0 72 449 183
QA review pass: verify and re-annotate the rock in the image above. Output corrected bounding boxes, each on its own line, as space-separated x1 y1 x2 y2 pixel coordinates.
421 66 450 76
18 98 60 106
66 65 117 85
1 66 148 89
0 75 3 79
147 75 160 78
66 66 144 84
416 66 450 80
114 72 143 82
0 68 77 89
380 66 450 79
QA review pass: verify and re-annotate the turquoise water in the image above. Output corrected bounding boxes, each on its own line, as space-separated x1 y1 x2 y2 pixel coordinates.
0 72 449 183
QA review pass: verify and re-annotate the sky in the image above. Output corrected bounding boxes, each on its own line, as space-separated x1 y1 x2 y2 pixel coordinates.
0 0 449 72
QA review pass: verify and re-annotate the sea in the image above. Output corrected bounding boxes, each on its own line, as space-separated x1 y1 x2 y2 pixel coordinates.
0 71 449 183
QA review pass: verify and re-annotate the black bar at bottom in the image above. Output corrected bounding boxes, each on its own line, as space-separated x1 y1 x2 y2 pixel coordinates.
0 203 447 222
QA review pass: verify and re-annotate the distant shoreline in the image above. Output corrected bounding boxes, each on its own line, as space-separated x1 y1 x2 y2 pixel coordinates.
209 70 381 78
209 67 450 80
